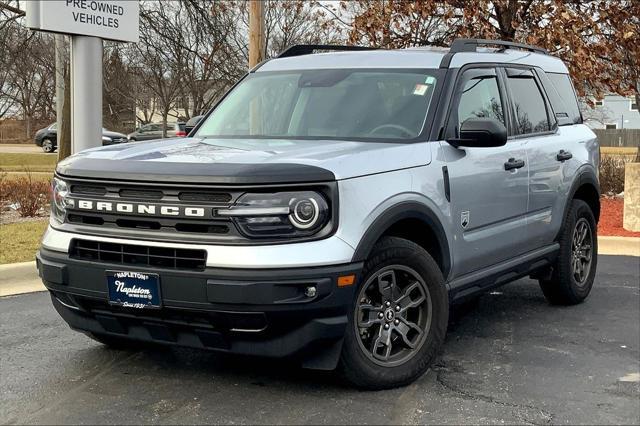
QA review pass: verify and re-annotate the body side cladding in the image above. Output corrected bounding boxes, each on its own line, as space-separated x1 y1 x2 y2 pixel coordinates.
351 202 451 278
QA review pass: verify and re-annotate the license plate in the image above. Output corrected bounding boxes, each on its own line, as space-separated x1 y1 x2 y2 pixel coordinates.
106 270 161 309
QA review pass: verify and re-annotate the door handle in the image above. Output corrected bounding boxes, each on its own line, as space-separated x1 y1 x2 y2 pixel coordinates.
556 150 573 161
504 158 525 170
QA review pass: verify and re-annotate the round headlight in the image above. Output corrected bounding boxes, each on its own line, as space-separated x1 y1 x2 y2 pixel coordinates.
290 198 319 229
221 191 330 239
51 177 70 224
53 178 69 210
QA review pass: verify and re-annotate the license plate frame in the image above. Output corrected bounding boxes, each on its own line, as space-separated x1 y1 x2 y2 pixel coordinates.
106 270 161 309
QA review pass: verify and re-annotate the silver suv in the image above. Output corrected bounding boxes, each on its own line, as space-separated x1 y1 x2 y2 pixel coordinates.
38 39 599 389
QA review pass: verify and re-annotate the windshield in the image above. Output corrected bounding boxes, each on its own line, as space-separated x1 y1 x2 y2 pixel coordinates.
196 69 439 142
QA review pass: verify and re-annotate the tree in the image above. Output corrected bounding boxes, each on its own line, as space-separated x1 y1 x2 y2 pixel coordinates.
0 1 56 135
345 0 640 105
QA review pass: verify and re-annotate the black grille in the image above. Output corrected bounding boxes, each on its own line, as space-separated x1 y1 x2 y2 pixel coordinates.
179 191 232 203
70 239 207 270
64 180 239 240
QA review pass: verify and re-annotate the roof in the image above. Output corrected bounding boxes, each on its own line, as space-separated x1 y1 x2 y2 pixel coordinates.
257 47 568 74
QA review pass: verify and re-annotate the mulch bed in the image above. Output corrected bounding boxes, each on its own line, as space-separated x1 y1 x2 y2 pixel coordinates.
599 197 640 237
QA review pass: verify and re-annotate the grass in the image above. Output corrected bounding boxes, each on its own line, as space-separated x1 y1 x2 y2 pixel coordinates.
2 171 53 182
0 153 57 172
0 219 48 264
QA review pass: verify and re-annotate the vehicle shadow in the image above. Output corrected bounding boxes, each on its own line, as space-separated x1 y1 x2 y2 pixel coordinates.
109 279 549 391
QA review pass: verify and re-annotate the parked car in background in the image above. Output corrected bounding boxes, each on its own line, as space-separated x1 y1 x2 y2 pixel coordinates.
34 123 128 153
127 122 186 141
184 115 204 135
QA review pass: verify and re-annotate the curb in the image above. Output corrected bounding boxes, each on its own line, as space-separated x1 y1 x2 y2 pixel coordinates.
0 261 45 297
598 236 640 257
0 237 637 298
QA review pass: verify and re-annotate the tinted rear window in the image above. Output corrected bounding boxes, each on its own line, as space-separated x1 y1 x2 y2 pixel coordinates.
506 70 551 135
547 73 582 124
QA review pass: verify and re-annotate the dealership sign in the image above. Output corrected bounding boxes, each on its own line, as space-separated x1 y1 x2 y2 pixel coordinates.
26 0 139 43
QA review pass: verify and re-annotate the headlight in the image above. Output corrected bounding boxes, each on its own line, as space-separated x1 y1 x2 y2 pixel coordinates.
218 191 330 238
50 177 72 224
102 136 112 142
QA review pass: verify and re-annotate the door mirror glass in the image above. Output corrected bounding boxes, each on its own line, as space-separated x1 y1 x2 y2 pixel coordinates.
448 117 507 148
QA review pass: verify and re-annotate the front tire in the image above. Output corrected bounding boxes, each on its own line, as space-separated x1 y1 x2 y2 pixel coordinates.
340 237 448 389
539 199 598 305
42 138 54 153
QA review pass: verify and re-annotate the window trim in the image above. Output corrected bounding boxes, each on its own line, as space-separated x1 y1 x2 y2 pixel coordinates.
605 123 618 129
631 99 638 111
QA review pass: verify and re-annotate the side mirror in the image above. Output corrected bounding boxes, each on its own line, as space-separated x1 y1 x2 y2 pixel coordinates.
448 117 507 148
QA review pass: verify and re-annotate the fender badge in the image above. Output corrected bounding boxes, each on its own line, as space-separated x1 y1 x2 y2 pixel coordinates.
461 211 470 229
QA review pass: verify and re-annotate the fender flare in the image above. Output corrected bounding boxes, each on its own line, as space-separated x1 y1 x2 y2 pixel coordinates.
567 166 600 219
351 201 451 278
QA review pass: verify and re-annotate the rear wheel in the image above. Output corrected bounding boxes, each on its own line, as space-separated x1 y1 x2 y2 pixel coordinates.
340 237 448 389
539 199 597 305
42 138 54 153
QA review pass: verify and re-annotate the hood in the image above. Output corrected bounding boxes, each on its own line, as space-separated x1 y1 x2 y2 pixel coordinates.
56 137 431 184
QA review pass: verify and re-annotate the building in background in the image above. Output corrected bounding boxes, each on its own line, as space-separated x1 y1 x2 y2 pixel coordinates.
583 95 640 129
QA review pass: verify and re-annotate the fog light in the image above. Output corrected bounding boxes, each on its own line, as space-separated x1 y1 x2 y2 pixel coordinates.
304 286 317 298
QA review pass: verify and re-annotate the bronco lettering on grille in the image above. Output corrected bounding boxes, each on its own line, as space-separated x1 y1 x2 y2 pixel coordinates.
74 200 207 217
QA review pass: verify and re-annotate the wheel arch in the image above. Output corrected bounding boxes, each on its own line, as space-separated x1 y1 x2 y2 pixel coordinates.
568 168 601 223
352 202 452 279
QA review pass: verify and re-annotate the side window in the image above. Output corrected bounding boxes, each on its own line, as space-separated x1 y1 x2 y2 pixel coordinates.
506 69 551 134
546 72 582 124
457 75 505 127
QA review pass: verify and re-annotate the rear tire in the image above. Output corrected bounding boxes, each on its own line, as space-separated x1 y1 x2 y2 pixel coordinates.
539 199 597 305
42 139 54 153
339 237 448 390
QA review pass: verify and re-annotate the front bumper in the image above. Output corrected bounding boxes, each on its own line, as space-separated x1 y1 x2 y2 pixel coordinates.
37 248 362 370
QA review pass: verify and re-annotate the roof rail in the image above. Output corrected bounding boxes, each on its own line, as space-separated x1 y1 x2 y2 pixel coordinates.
450 38 548 55
277 44 378 58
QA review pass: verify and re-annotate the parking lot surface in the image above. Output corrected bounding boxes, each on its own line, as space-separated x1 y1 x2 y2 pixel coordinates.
1 255 638 425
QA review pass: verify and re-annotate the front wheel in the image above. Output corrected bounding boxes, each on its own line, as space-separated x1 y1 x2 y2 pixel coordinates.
339 237 448 389
42 138 54 153
539 199 598 305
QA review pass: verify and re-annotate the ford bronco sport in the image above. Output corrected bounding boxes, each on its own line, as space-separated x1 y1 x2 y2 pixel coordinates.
37 39 600 389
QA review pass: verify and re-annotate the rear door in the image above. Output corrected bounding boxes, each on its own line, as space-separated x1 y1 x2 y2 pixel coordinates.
442 67 530 276
503 67 569 249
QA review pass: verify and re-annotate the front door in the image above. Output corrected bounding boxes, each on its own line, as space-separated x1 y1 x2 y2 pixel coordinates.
442 67 529 277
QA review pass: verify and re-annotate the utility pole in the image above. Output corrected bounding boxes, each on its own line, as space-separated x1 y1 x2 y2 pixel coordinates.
54 35 66 159
248 0 265 68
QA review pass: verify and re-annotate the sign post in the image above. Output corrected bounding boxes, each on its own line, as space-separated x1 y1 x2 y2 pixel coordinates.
71 36 103 153
26 0 139 154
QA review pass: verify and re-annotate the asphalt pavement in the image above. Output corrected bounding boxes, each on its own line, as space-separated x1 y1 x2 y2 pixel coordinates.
1 255 638 425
